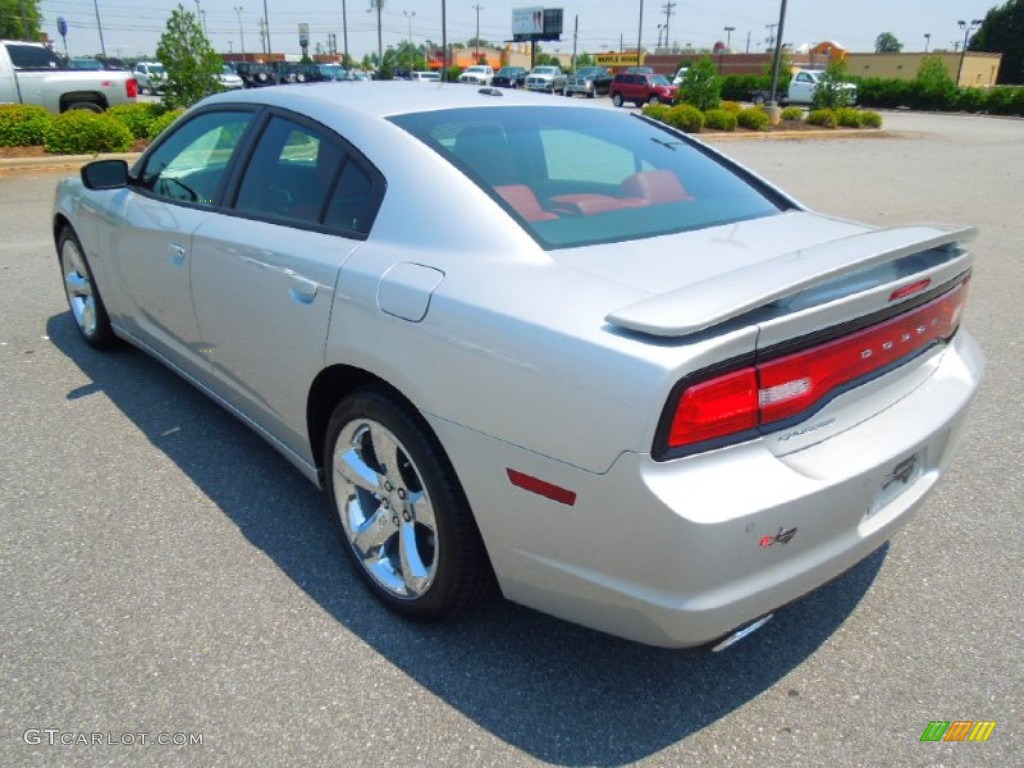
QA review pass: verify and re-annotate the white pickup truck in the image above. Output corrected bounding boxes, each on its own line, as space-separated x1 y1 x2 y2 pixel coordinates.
752 69 857 107
1 40 138 113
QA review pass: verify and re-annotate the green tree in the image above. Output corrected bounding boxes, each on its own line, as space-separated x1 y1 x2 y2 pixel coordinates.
155 5 222 109
914 54 957 108
574 52 594 69
969 0 1024 84
676 55 721 110
0 0 42 40
874 32 903 53
762 48 793 91
812 59 855 109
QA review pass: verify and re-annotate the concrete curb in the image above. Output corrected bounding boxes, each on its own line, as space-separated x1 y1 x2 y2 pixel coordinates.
0 152 143 170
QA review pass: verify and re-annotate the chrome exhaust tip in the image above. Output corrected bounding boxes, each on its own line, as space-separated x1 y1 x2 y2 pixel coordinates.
710 613 774 653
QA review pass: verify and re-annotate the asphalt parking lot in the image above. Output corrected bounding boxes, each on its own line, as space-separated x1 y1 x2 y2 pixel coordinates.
1 110 1020 767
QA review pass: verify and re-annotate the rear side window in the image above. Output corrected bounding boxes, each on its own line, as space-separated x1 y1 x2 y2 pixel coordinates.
391 106 785 249
235 117 343 225
5 43 60 69
232 114 382 236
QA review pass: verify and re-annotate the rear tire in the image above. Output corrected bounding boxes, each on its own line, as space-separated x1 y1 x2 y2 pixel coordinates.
65 101 103 113
612 92 624 107
324 389 491 621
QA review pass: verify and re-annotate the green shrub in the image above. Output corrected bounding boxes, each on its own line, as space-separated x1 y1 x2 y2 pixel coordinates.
720 73 770 102
146 109 186 140
675 55 721 111
955 87 987 113
43 111 134 154
0 104 53 146
853 77 912 109
914 55 957 111
835 107 864 127
985 86 1024 116
664 103 705 133
106 103 166 139
812 60 856 110
737 106 770 130
806 108 838 128
641 103 671 123
861 110 883 128
703 108 737 131
780 106 804 122
719 100 743 115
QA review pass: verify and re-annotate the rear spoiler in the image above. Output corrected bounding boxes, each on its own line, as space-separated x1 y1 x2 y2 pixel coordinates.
605 225 978 338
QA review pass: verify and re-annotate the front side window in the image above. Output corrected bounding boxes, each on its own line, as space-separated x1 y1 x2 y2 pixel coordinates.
138 110 254 206
391 107 786 249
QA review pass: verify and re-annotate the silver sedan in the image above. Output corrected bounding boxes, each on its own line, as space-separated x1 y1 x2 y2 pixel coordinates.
52 83 983 649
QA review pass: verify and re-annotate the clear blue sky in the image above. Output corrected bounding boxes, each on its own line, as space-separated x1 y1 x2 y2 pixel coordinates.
40 0 997 60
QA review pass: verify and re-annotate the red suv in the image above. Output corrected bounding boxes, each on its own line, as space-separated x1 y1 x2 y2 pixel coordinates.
609 73 678 107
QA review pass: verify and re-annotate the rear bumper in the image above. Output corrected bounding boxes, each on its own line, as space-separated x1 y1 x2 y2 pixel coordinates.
428 330 983 648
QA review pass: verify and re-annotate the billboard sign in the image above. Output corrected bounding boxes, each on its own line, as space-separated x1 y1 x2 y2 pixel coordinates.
512 7 545 37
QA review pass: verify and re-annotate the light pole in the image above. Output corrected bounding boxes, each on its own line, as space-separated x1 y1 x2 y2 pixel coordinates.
471 4 483 60
368 0 384 65
234 6 246 57
403 9 415 42
636 0 644 68
923 32 930 52
724 25 735 51
262 0 271 55
342 0 349 64
768 0 788 107
403 9 416 70
956 19 982 86
92 0 107 57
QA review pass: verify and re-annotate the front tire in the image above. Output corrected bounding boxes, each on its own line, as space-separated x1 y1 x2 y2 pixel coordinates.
612 92 624 107
324 390 490 621
58 227 117 349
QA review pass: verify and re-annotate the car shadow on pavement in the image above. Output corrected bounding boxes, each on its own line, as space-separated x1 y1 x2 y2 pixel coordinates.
48 313 886 766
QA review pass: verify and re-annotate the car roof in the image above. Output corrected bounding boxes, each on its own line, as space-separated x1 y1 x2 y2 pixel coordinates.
199 80 597 121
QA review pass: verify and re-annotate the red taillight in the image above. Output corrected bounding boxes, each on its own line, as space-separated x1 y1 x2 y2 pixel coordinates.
664 278 970 454
126 78 139 98
668 369 758 447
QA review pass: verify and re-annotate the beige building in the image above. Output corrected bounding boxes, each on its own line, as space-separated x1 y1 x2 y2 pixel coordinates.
829 52 1001 88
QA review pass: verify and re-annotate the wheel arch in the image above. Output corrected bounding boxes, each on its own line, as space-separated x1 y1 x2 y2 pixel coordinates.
53 213 73 248
307 363 420 479
59 92 109 112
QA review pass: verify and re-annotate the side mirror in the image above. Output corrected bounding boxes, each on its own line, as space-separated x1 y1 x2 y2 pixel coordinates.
81 159 130 190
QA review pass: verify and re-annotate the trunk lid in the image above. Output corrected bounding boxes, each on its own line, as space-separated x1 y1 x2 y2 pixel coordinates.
552 211 975 342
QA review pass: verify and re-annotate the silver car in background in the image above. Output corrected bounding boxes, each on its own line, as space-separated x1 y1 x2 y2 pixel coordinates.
52 83 982 649
525 65 566 94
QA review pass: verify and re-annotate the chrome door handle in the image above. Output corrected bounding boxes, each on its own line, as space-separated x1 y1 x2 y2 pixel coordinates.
169 243 186 265
288 275 318 305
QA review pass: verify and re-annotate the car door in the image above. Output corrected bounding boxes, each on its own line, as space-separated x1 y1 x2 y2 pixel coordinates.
112 108 257 377
190 113 384 460
791 71 816 103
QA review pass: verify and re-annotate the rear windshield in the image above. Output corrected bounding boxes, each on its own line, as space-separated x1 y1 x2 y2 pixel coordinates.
390 106 785 249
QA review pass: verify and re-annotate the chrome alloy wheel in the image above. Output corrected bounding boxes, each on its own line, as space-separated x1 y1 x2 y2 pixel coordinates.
332 418 438 599
61 236 98 338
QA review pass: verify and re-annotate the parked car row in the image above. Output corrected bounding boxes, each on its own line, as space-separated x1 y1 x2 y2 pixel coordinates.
476 66 671 106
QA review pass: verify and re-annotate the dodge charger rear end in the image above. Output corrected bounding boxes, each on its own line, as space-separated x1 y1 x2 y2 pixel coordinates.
53 84 982 649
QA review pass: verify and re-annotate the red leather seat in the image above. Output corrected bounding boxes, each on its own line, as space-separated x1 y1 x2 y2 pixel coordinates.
495 185 559 222
620 170 692 203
